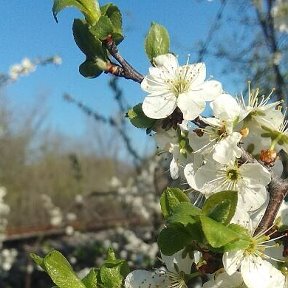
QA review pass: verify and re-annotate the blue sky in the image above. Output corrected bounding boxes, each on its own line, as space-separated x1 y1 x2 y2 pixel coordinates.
0 1 242 157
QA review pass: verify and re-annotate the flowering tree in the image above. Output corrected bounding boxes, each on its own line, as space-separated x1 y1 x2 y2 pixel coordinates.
31 0 288 287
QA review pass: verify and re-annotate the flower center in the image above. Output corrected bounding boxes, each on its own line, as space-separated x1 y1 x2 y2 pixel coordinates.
170 70 190 97
226 169 239 181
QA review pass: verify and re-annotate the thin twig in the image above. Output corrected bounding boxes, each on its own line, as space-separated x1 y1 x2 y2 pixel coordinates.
64 94 143 166
104 36 144 83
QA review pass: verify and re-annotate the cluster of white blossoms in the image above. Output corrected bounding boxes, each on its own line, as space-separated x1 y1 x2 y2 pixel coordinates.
124 54 288 288
8 55 62 81
111 159 161 221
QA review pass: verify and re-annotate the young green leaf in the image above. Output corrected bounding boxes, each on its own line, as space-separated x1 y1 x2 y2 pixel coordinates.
30 253 46 271
72 19 107 60
89 16 114 40
52 0 101 25
202 191 237 225
160 187 191 218
220 224 251 252
127 103 156 129
99 259 130 288
79 59 103 78
100 3 123 44
81 268 98 288
200 216 240 248
43 250 86 288
158 224 192 255
168 202 202 226
145 22 170 61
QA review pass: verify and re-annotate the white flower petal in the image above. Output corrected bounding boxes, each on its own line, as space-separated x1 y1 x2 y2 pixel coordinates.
213 132 242 164
154 53 179 71
238 185 268 212
184 163 200 191
170 157 179 180
195 80 223 101
203 271 246 288
223 250 244 275
239 163 271 187
211 94 241 121
125 270 171 288
142 93 177 119
177 92 206 120
141 75 169 93
185 62 206 87
241 256 285 288
161 249 193 275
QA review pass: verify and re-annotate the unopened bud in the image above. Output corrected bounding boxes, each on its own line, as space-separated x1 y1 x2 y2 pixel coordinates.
95 58 109 71
259 149 277 165
240 127 249 138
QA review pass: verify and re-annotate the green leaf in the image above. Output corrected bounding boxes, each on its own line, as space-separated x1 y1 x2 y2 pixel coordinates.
221 225 251 252
160 187 191 218
200 216 241 248
158 224 192 255
43 250 86 288
30 253 46 271
100 3 123 44
81 268 98 288
73 19 107 60
168 202 202 226
202 191 238 225
127 103 156 129
145 22 170 61
79 59 103 78
52 0 101 24
100 259 129 288
89 16 114 40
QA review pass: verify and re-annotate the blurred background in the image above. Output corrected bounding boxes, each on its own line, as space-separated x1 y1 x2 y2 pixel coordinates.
0 0 287 287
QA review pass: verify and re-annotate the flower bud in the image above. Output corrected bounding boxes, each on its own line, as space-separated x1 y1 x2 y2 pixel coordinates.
259 149 277 165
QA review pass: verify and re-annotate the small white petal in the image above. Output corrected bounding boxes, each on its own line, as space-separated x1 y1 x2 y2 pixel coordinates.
211 94 241 121
170 157 179 180
223 250 244 275
239 163 271 187
141 75 168 93
177 92 206 120
184 163 199 191
154 53 179 71
142 92 177 119
213 132 242 164
185 63 206 87
195 80 223 101
238 185 268 212
125 270 171 288
161 249 194 275
241 256 285 288
203 271 246 288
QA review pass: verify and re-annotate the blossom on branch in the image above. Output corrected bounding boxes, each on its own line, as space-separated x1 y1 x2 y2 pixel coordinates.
141 53 222 120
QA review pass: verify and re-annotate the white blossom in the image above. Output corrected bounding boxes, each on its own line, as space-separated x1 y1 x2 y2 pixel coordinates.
184 159 271 212
141 53 222 120
125 249 194 288
223 227 285 288
197 94 245 164
203 270 247 288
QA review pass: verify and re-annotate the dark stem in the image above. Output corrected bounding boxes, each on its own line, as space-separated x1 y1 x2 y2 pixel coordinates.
104 36 144 83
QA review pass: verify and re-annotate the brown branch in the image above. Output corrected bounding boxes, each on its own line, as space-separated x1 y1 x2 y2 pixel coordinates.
103 36 144 83
240 148 288 234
